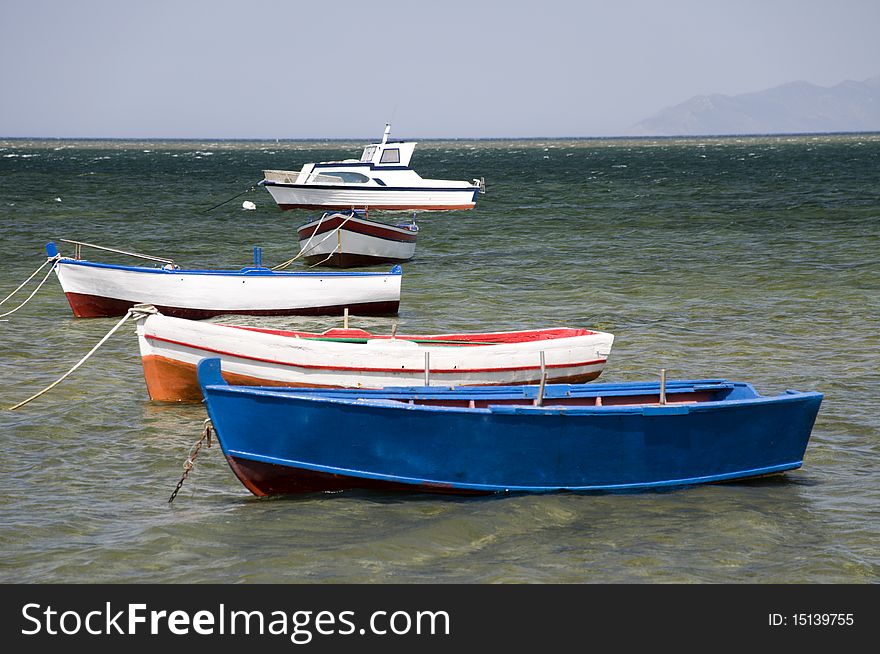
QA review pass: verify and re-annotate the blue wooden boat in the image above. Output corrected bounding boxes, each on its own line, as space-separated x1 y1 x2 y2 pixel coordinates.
197 358 823 496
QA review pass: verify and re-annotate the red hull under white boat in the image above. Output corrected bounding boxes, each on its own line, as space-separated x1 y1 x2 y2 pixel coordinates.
52 257 402 319
136 312 615 402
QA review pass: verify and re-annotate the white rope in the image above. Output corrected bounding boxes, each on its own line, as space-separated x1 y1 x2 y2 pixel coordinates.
271 213 354 270
0 258 59 319
271 212 328 270
0 256 56 308
305 213 354 268
307 237 343 268
7 305 156 411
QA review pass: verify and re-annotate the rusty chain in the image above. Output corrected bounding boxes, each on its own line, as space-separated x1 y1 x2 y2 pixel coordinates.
168 419 213 504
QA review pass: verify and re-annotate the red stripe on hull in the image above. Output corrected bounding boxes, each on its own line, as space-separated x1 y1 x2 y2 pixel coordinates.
238 326 596 343
142 354 349 402
279 203 475 211
144 332 606 375
225 456 490 497
302 252 413 268
298 216 418 243
141 351 605 404
63 292 399 319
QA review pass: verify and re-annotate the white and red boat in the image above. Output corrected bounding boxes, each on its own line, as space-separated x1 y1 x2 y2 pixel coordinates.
135 311 615 402
260 124 483 212
297 210 418 267
47 242 402 319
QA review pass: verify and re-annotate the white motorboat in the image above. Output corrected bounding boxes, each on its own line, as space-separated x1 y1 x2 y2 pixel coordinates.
260 124 484 212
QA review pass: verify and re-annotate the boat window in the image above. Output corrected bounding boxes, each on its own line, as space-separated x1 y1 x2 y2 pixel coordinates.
360 146 377 162
312 172 370 184
333 172 370 183
379 148 400 164
312 173 344 184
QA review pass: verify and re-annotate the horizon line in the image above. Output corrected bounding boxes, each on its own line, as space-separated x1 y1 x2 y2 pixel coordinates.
2 130 879 142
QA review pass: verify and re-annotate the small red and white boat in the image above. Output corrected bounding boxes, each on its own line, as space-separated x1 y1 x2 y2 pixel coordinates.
135 311 615 402
260 124 483 212
47 242 402 319
297 210 418 268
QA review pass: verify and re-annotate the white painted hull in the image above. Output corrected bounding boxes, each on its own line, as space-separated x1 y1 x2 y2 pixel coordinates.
298 214 417 267
136 313 614 401
263 183 478 211
53 258 402 318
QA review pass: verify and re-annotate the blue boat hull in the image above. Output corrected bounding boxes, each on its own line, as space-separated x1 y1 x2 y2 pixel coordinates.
197 359 823 496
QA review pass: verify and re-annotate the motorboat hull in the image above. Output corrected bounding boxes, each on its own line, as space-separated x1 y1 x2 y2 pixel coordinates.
263 182 479 211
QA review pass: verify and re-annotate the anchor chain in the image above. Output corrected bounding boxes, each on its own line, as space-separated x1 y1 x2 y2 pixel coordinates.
168 419 213 504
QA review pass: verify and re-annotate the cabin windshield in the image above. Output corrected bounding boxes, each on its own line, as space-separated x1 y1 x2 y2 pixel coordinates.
360 146 377 162
312 171 370 184
379 148 400 164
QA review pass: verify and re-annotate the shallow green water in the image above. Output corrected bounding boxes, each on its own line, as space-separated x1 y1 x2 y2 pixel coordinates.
0 134 878 583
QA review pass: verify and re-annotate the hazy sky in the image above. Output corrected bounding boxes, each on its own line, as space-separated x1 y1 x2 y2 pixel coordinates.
1 0 878 138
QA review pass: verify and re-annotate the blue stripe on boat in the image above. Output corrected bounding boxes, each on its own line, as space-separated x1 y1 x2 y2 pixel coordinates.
220 449 803 493
56 259 403 276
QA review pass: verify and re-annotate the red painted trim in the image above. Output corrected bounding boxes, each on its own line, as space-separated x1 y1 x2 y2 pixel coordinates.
64 292 137 318
234 325 595 344
142 354 352 402
298 215 418 243
141 353 605 403
302 252 413 268
63 292 398 319
143 332 606 374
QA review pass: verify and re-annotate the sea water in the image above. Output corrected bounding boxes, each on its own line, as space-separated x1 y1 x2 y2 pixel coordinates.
0 134 877 582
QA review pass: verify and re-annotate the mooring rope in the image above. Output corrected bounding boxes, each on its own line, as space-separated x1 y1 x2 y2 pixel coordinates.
7 304 158 411
308 238 344 268
271 212 354 270
203 180 263 213
0 257 59 320
0 257 55 307
307 214 354 268
270 212 328 270
270 213 327 270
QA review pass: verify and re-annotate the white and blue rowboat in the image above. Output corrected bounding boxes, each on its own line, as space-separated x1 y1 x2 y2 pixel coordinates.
261 124 483 212
46 242 402 319
197 358 823 497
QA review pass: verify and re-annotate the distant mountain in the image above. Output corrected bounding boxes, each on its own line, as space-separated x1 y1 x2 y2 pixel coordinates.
628 75 880 136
